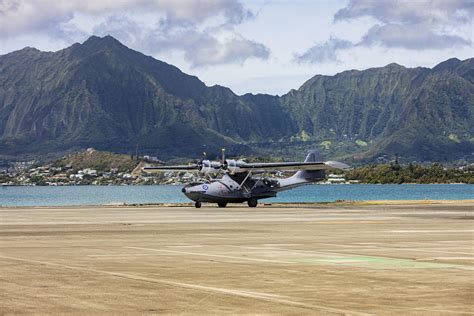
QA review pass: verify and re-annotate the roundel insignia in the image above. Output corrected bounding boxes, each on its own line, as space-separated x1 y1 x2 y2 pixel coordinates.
202 184 209 190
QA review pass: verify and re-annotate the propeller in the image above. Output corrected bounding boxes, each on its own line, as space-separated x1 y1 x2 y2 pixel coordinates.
195 150 224 174
196 152 207 170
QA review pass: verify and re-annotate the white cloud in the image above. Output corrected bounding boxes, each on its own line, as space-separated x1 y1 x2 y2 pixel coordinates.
1 0 472 95
295 37 352 64
361 23 470 49
170 30 270 67
334 0 473 26
0 0 268 66
296 0 473 64
0 0 141 38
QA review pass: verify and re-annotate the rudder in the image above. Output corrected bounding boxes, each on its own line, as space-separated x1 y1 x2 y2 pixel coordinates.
295 150 325 181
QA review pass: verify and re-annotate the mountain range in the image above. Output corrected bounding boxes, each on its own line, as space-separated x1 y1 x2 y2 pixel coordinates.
0 35 472 163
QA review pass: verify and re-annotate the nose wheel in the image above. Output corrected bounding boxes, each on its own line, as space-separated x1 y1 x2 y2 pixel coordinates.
194 201 202 208
247 198 258 207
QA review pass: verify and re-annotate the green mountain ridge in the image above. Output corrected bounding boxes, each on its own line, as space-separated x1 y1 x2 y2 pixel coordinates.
274 58 474 161
0 35 472 162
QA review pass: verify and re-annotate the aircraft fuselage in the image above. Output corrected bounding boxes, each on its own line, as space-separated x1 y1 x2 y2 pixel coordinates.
182 173 278 203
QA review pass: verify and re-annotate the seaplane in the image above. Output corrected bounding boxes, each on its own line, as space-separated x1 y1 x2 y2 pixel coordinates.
143 150 349 208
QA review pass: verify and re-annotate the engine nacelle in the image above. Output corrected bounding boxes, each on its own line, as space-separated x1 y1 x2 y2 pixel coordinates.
224 159 248 174
198 160 222 174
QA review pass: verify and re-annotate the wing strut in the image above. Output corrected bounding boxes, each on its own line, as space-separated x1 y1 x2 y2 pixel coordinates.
238 171 253 193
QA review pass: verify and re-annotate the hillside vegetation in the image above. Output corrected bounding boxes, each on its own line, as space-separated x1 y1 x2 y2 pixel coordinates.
346 163 474 184
1 36 472 162
53 148 139 172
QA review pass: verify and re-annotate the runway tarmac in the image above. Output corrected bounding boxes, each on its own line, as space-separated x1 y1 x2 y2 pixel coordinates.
1 203 473 314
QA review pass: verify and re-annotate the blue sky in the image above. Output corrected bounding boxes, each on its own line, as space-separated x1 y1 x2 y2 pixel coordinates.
1 0 472 95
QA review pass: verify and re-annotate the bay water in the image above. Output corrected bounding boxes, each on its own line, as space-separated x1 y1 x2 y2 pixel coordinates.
1 184 472 207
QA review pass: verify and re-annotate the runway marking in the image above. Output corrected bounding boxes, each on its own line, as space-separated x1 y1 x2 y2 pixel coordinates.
357 241 469 245
288 256 474 270
374 248 474 256
322 247 474 256
0 255 370 315
423 257 474 260
389 230 474 233
87 254 168 258
314 243 377 248
126 246 294 264
410 308 473 315
256 247 474 270
127 246 474 270
261 244 301 247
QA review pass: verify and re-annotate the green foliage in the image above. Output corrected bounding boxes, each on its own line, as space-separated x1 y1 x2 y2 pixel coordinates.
0 174 11 183
53 149 139 172
29 176 47 186
355 140 368 147
346 163 474 184
0 36 472 162
448 134 460 143
277 58 474 162
300 130 310 141
319 140 332 150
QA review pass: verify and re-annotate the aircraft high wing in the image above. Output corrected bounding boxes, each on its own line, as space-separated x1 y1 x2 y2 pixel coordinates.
143 165 201 171
143 159 349 175
223 160 349 173
143 160 222 174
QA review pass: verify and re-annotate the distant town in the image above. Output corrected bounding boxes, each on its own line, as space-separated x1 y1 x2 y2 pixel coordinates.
1 148 473 186
1 162 198 186
0 148 354 186
0 159 350 186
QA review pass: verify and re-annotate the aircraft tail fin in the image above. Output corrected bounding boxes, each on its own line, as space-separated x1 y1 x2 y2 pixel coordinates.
303 150 323 163
293 150 325 181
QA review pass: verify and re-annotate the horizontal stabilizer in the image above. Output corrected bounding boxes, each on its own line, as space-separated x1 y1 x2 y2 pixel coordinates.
323 161 350 170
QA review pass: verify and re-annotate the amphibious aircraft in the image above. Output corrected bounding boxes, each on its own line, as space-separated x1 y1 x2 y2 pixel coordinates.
143 150 349 208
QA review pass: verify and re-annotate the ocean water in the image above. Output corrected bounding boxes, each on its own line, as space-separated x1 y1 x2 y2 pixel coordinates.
0 184 472 207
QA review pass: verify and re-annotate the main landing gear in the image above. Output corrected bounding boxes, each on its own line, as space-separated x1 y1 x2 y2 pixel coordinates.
195 200 257 208
247 198 258 207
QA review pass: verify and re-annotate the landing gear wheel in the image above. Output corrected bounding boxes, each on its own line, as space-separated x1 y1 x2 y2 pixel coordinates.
247 198 258 208
217 202 227 208
195 201 202 208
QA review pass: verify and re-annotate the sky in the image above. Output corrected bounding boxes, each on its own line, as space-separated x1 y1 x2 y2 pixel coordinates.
0 0 473 95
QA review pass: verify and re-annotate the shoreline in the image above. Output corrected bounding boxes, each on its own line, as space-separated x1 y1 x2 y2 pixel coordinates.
2 199 474 209
1 182 473 186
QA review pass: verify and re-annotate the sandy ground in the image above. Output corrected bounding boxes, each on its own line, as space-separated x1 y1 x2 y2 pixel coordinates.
1 203 473 315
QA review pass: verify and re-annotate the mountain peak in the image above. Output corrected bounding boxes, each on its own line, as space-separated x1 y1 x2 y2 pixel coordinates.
81 35 124 50
15 46 42 55
84 34 119 42
385 62 404 69
432 58 461 72
21 46 40 52
1 46 44 58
